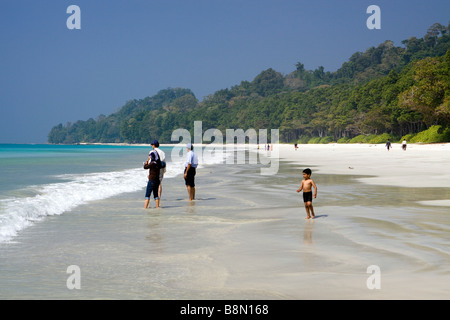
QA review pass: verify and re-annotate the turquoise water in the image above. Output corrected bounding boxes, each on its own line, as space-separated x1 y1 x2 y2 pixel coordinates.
0 144 148 191
0 144 173 242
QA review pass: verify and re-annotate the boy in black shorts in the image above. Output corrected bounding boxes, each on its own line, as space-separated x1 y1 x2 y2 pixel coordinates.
296 168 318 219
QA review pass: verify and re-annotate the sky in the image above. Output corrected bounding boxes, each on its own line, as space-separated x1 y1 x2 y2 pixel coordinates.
0 0 449 143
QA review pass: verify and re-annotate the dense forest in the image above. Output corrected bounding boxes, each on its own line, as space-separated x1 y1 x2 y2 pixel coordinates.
48 23 450 144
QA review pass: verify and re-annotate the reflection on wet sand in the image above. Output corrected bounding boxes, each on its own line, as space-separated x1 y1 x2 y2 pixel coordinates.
304 219 314 245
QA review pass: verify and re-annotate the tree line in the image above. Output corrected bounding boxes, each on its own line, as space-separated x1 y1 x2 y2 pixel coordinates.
48 22 450 144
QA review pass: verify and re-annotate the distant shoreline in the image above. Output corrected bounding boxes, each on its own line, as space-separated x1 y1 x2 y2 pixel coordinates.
277 142 450 206
4 141 449 149
46 142 450 147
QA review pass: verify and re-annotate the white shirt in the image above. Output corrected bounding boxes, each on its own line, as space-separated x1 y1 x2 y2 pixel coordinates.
155 147 165 161
185 150 198 168
155 147 166 174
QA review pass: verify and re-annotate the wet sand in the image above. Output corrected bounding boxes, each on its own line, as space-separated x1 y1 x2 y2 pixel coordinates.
0 144 449 299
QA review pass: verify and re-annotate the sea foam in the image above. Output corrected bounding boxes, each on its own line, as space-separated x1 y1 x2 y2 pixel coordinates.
0 147 230 243
0 168 146 243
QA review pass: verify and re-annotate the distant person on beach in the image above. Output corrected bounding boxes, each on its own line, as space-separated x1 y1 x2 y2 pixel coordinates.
184 143 198 201
386 139 392 151
151 140 166 202
144 149 160 209
296 168 318 219
294 143 298 151
402 139 407 151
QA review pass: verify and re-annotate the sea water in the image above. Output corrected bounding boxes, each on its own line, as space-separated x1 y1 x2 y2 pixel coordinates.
0 144 227 243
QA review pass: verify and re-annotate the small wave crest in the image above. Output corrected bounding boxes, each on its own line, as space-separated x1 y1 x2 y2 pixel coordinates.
0 168 145 242
0 147 231 243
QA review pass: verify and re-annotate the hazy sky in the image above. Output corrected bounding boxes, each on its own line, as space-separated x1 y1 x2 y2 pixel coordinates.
0 0 449 143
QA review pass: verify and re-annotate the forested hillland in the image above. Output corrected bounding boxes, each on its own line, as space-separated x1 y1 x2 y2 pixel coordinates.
48 22 450 144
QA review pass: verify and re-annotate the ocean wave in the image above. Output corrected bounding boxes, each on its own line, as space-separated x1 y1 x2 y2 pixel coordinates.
0 168 146 243
0 149 231 243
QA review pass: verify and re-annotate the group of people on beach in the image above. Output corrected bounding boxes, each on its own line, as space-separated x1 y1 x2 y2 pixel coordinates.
143 141 198 209
386 139 408 151
143 141 318 220
257 144 273 151
144 137 410 218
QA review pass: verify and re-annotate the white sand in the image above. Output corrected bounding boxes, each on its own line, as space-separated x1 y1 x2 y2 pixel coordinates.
3 142 448 299
276 143 450 207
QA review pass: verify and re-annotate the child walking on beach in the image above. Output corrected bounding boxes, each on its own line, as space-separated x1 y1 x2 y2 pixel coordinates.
296 168 318 219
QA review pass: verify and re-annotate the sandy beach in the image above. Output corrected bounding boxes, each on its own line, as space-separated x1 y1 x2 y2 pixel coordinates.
277 143 450 202
0 143 449 300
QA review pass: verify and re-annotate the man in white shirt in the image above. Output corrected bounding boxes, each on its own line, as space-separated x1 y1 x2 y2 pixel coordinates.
184 143 198 201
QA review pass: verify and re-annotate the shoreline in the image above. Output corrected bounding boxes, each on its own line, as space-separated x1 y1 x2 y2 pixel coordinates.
1 142 449 299
64 142 450 147
2 143 449 299
276 143 450 207
10 142 449 204
30 142 450 206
